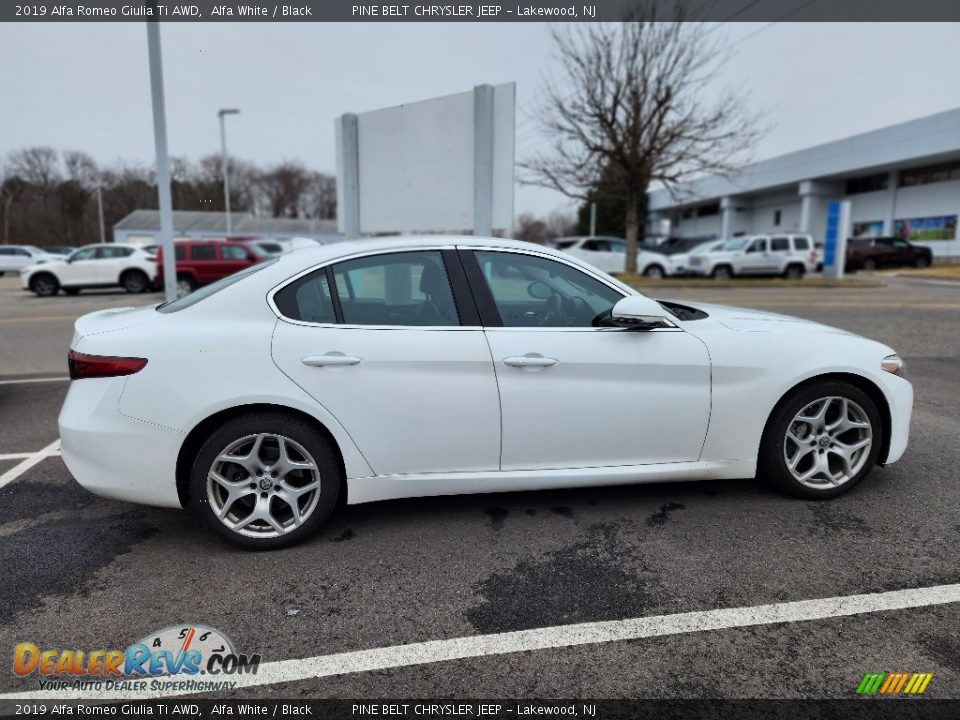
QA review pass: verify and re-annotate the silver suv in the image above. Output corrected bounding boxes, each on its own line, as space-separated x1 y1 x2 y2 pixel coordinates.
688 234 818 279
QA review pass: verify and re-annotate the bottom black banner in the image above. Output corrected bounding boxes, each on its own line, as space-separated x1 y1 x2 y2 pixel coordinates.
3 700 960 720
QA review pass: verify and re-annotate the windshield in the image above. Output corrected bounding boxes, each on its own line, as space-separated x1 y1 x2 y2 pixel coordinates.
157 258 278 313
720 238 749 251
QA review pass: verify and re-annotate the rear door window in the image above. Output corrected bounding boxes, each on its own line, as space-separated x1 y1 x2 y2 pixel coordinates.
220 245 249 260
190 245 216 261
770 237 790 252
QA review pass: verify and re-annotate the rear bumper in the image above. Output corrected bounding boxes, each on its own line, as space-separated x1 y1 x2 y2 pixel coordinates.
58 377 184 509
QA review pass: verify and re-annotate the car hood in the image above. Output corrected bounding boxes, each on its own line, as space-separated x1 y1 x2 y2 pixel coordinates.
688 302 855 336
71 305 161 347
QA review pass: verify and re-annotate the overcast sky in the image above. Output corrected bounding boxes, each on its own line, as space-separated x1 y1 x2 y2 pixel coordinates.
1 21 959 219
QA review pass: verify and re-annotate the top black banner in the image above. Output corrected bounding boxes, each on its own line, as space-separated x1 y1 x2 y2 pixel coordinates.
3 0 960 22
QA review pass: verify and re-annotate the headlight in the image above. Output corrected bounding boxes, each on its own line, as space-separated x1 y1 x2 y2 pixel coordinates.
881 354 906 378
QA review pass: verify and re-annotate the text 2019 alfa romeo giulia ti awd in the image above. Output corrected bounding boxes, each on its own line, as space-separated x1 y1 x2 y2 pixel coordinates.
60 237 912 549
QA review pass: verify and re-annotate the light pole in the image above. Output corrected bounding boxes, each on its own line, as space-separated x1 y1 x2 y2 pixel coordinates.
146 22 177 303
96 185 106 244
218 108 240 235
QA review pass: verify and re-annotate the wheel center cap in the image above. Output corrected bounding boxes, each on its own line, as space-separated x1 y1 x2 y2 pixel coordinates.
258 477 274 490
818 436 830 448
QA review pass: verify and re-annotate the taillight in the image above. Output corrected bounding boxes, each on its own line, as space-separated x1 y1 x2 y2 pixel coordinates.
68 350 148 380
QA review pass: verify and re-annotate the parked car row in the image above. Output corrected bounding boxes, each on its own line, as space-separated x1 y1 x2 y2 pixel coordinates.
17 236 309 297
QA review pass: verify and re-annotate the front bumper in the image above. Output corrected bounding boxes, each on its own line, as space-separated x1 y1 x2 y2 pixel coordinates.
58 377 185 509
881 374 913 465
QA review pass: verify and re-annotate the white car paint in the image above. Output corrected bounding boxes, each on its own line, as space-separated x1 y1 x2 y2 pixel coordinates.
688 234 817 278
555 236 672 277
0 245 62 273
58 236 912 541
21 243 157 295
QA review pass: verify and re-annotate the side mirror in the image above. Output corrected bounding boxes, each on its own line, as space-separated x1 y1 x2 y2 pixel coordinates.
610 295 672 331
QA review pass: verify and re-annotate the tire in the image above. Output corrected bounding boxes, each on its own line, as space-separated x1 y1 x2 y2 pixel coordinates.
783 263 805 280
758 380 883 500
643 264 665 279
711 264 733 280
189 412 341 550
914 256 931 269
63 288 81 296
121 269 150 294
30 273 59 297
176 275 196 298
861 258 877 271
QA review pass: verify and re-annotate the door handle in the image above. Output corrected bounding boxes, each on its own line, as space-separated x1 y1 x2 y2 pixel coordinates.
301 353 363 367
503 355 558 368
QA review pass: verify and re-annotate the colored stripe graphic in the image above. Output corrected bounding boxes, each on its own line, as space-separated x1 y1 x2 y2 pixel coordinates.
857 672 932 695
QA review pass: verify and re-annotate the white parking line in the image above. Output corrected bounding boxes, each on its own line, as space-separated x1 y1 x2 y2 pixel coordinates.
4 581 960 700
0 451 61 461
0 440 62 489
0 377 69 385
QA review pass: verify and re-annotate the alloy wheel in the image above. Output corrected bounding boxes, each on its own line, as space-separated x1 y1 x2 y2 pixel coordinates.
176 279 194 298
783 396 873 489
206 433 322 538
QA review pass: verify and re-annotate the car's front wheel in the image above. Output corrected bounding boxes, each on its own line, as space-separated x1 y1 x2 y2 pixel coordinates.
643 264 665 279
30 273 60 297
711 264 733 279
861 258 877 271
914 256 931 269
189 412 341 550
759 381 882 499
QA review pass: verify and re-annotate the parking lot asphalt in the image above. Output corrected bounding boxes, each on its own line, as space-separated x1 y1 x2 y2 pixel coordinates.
1 273 959 699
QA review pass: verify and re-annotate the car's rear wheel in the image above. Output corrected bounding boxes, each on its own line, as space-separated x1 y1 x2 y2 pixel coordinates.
121 269 150 293
30 273 59 297
914 256 931 269
643 264 665 279
758 381 882 500
783 263 805 280
861 258 877 271
189 412 341 550
711 264 733 279
176 275 196 298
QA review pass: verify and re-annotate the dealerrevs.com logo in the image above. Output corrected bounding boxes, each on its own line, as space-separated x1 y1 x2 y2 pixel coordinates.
13 625 261 693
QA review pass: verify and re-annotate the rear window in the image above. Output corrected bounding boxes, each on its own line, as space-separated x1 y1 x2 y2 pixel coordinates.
794 236 811 250
156 259 277 313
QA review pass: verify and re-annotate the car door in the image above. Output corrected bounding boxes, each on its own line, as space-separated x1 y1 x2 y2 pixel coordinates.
737 237 769 274
769 236 791 272
98 245 135 284
218 243 255 276
0 247 17 272
60 246 103 285
189 244 218 285
466 248 711 471
270 248 501 476
890 238 913 266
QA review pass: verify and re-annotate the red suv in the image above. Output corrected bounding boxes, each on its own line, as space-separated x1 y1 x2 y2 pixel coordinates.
845 236 933 271
155 241 263 297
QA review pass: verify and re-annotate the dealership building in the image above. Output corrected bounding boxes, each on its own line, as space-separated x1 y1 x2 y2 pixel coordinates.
647 108 960 257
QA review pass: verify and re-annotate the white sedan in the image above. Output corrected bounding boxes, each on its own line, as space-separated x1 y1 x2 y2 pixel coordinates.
60 237 912 549
554 236 673 277
21 243 157 296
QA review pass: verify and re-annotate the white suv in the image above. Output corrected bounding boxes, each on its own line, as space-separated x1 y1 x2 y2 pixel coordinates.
0 245 64 274
688 234 817 279
554 236 672 277
21 243 157 297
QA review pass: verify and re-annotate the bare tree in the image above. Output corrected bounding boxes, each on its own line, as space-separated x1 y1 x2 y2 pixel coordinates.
259 162 312 218
523 12 762 273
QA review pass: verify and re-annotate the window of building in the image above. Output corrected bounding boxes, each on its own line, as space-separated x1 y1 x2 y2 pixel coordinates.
899 161 960 188
893 215 958 241
773 210 782 226
698 203 720 217
845 173 889 195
